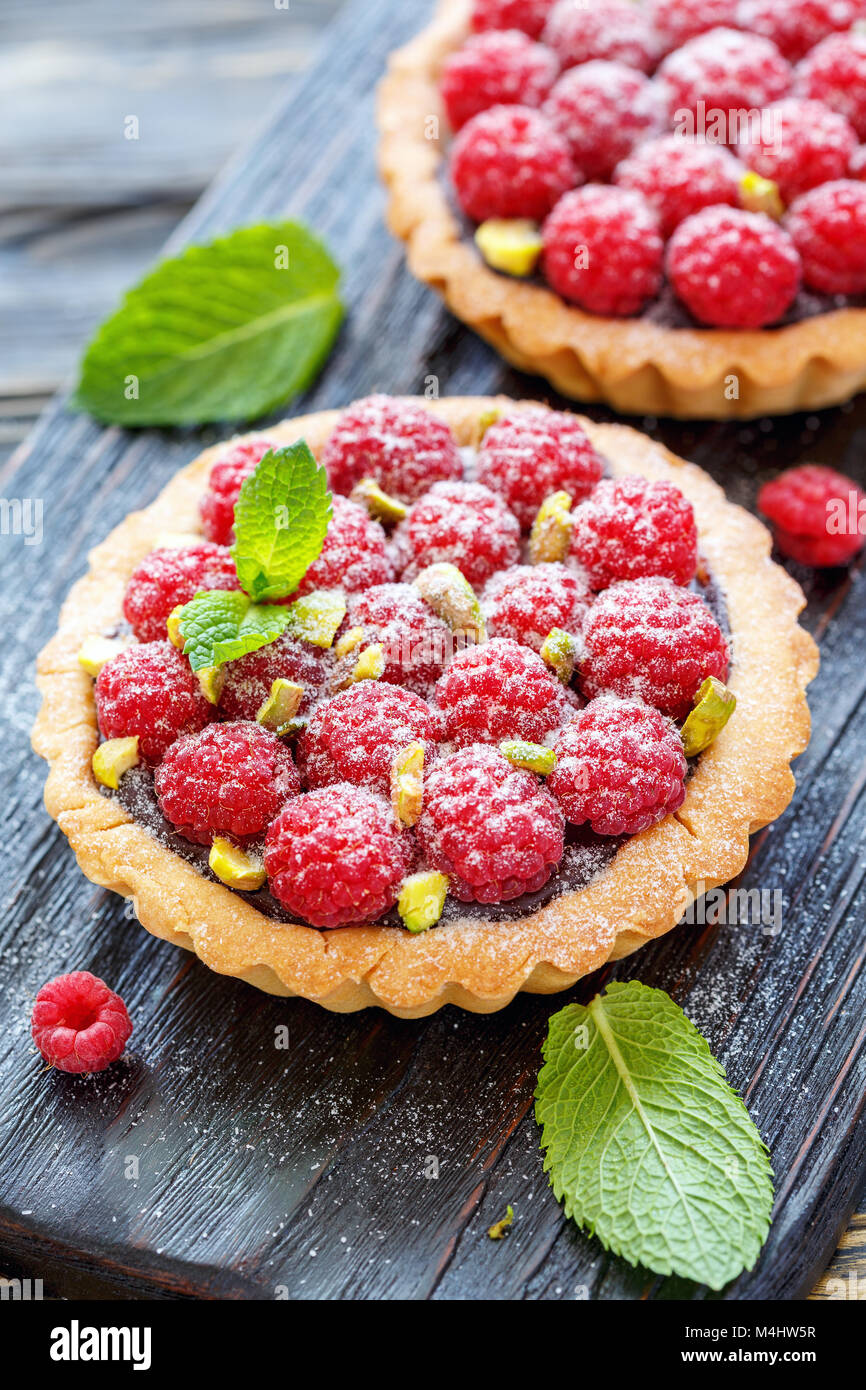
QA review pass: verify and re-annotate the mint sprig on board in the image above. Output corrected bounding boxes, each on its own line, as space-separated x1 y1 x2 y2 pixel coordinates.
231 441 331 602
73 222 343 426
536 981 774 1290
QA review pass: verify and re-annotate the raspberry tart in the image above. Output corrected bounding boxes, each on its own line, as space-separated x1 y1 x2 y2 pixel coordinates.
378 0 866 417
33 396 817 1017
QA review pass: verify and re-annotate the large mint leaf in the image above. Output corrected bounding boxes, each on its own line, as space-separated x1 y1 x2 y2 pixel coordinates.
178 591 291 672
73 222 343 426
536 981 773 1289
231 441 331 602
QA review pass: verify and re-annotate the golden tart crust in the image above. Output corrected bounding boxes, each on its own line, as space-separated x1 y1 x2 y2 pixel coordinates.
32 397 818 1017
377 0 866 421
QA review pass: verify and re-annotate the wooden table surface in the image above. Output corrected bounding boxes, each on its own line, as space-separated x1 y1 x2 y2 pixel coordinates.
0 0 863 1300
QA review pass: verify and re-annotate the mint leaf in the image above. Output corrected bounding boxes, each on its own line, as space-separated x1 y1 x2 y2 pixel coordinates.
231 441 331 602
536 981 773 1290
178 590 291 672
73 222 343 426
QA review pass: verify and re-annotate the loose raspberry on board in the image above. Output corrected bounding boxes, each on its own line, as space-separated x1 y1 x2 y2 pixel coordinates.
32 971 132 1075
758 464 866 566
95 640 212 765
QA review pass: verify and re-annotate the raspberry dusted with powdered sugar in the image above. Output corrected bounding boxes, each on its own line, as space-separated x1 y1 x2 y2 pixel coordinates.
542 186 664 317
298 680 438 795
850 146 866 179
737 99 857 205
542 61 663 181
345 583 451 694
796 29 866 141
31 971 132 1074
397 480 520 587
264 785 413 928
666 207 801 328
580 577 729 720
417 744 564 903
450 105 578 223
548 696 688 836
476 406 603 529
613 136 742 238
440 29 559 131
570 475 698 590
322 395 462 503
758 463 866 566
155 721 300 845
471 0 556 38
650 0 735 53
786 180 866 295
656 27 792 121
95 640 212 765
123 543 240 644
738 0 864 64
543 0 661 73
218 632 327 722
199 436 276 546
292 494 393 596
434 636 569 746
484 563 591 651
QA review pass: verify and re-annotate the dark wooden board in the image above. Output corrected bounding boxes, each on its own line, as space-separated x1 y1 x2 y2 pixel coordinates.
0 0 863 1301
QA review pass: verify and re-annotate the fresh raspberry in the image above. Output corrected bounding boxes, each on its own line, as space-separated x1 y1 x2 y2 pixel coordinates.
613 135 742 237
483 563 591 651
649 0 736 53
542 186 664 316
758 464 866 566
543 0 661 74
298 681 438 794
397 480 521 588
293 495 393 597
450 105 578 223
31 971 132 1075
476 406 603 529
850 145 866 178
123 543 239 644
786 179 866 294
199 436 276 546
434 637 569 746
440 30 559 131
154 721 300 844
322 396 462 503
345 584 451 694
95 641 212 765
796 29 866 141
542 61 663 181
471 0 556 38
570 475 698 589
218 633 327 722
666 206 801 328
417 744 564 903
580 577 729 720
548 696 687 836
736 99 857 204
264 785 412 928
738 0 865 64
657 27 792 121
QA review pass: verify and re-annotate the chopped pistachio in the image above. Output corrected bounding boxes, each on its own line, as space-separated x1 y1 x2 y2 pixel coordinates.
488 1205 514 1241
256 678 304 735
391 741 425 827
166 605 185 649
680 676 737 757
499 740 557 775
334 626 366 659
286 589 346 648
398 871 449 934
208 837 266 891
77 636 125 677
352 643 385 682
529 491 573 563
92 736 140 790
540 627 577 684
476 406 502 443
350 477 408 525
414 562 486 643
475 218 543 277
197 666 224 705
740 171 785 220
